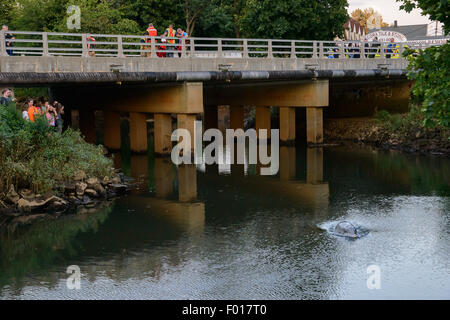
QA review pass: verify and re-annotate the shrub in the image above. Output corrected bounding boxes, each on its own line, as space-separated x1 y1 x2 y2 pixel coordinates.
0 103 113 196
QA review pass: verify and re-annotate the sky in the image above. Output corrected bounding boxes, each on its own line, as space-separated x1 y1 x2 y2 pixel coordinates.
348 0 433 26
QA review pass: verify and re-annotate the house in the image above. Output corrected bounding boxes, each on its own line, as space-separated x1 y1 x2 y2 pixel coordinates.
344 19 366 40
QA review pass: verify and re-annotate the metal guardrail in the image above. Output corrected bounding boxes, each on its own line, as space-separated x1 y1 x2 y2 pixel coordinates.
0 30 445 59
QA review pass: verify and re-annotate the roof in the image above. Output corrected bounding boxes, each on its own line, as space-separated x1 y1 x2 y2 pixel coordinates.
345 19 365 35
369 24 428 40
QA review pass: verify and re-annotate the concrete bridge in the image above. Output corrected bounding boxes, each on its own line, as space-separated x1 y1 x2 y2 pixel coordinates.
1 30 439 153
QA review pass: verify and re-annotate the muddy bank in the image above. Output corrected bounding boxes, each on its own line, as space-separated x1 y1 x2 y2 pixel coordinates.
0 169 134 228
324 118 450 156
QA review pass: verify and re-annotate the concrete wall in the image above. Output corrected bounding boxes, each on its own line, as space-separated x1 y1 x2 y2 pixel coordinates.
0 56 408 73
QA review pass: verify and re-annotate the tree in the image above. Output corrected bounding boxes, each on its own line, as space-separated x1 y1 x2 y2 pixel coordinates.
0 0 16 26
180 0 211 35
397 0 450 128
239 0 349 40
351 7 390 33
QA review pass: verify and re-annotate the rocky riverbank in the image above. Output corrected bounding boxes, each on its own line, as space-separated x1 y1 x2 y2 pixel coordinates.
0 169 133 228
324 117 450 156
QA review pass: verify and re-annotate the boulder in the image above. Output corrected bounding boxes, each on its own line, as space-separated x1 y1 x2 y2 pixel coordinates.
102 176 111 186
17 196 65 213
19 189 35 200
74 170 86 181
111 176 122 184
75 182 87 196
86 177 99 187
84 188 98 198
64 183 76 194
6 185 20 204
110 184 127 194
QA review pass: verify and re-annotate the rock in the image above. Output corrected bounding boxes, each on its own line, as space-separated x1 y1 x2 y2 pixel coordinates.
86 177 99 187
74 170 86 181
64 182 76 194
84 188 98 198
6 185 20 204
19 189 35 200
111 176 121 184
17 196 65 213
110 184 127 194
75 182 87 196
102 176 111 185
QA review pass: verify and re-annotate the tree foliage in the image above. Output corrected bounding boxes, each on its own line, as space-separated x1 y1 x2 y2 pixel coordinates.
351 7 390 33
398 0 450 128
1 0 349 39
239 0 349 40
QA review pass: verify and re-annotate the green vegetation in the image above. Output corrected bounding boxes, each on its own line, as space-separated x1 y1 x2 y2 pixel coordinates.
2 0 349 39
397 0 450 128
375 105 449 138
0 103 113 197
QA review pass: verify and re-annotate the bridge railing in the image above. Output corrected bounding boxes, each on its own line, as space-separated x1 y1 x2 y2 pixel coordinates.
0 30 445 59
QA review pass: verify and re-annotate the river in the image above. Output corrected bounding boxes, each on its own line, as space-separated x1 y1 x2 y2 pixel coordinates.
1 144 449 299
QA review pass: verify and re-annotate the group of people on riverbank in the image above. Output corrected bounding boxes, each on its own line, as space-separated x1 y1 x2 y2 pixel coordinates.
22 97 65 133
329 37 401 59
140 23 189 58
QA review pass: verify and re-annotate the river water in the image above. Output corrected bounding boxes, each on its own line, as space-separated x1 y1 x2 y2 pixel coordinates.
1 144 449 299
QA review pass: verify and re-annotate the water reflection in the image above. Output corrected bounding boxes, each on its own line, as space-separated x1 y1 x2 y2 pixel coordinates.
1 144 449 299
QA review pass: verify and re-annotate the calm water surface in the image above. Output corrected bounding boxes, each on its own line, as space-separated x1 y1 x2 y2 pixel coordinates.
1 145 449 299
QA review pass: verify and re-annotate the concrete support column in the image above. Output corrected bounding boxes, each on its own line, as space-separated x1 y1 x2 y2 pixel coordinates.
204 106 218 130
154 113 173 156
79 108 96 144
306 107 323 144
177 114 196 152
255 107 271 139
178 164 197 202
280 107 296 144
306 147 323 183
103 111 121 151
230 106 244 130
129 112 148 153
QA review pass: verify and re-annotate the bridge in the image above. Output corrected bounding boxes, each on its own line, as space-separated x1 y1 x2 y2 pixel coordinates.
0 30 440 153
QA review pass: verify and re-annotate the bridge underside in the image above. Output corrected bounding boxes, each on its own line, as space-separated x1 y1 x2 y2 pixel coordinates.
2 69 411 154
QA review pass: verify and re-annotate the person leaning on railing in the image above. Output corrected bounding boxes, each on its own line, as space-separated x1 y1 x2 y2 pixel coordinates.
2 25 14 56
142 23 157 57
87 34 96 57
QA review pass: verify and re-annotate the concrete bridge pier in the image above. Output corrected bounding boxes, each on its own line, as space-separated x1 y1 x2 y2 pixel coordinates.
177 114 197 153
104 110 121 151
154 113 173 156
129 112 148 154
280 107 296 144
256 107 271 139
306 108 324 145
280 146 296 181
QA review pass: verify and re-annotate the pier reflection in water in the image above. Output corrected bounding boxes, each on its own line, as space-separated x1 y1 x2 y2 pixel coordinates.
1 145 449 299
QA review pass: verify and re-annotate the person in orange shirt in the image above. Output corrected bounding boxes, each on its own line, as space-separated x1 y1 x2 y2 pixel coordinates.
27 98 39 122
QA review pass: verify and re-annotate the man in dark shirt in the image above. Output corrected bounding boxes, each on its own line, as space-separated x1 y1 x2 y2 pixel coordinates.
2 25 14 56
0 89 12 106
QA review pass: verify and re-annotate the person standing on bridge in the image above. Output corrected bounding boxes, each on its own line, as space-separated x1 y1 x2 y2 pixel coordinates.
2 25 14 56
87 34 96 57
144 23 158 57
165 24 176 58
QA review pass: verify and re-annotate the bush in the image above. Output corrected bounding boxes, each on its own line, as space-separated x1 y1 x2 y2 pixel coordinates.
0 103 113 196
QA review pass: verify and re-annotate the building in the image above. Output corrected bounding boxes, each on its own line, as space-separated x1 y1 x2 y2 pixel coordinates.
344 19 366 40
367 21 449 44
